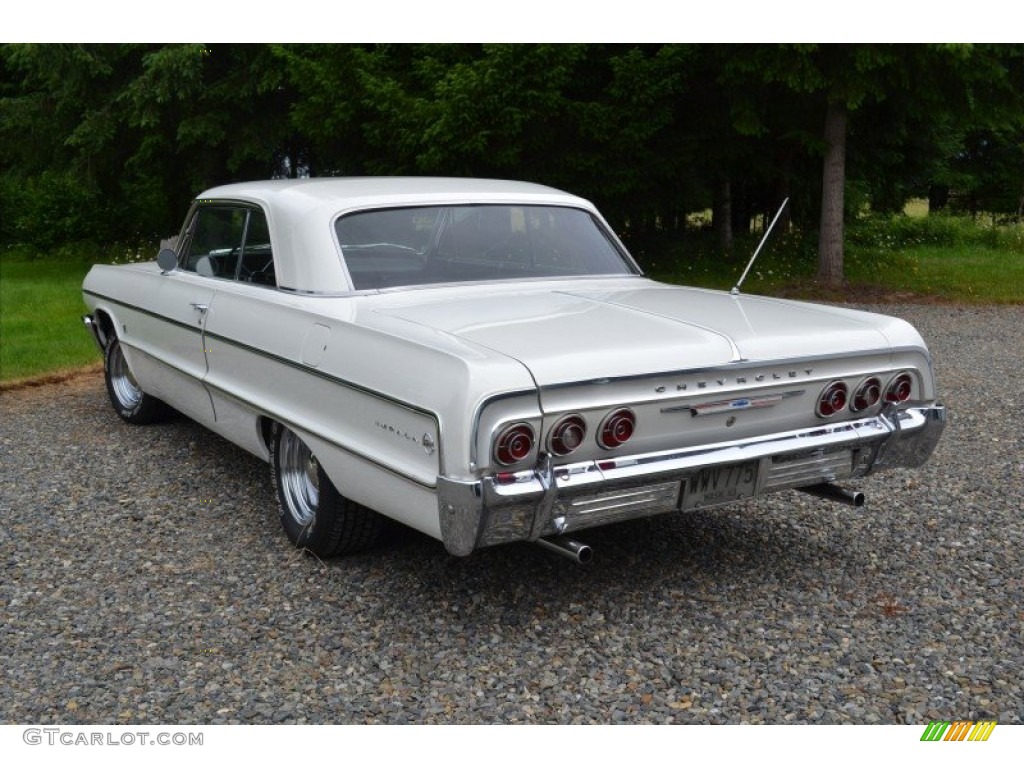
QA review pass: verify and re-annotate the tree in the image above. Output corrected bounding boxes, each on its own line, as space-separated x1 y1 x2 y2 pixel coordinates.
3 44 1023 260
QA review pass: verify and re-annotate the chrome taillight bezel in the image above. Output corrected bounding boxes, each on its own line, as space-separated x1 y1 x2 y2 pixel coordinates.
547 414 588 457
885 372 914 403
597 408 636 450
816 380 849 418
493 422 535 466
851 376 882 412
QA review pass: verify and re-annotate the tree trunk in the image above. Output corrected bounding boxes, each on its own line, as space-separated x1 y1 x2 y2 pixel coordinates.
713 176 733 256
817 99 847 288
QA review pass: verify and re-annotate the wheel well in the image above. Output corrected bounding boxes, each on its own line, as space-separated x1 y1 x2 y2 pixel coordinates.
94 308 117 347
258 416 275 453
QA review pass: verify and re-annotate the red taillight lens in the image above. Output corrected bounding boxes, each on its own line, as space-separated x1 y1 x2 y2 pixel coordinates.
598 408 636 449
851 377 882 412
885 372 914 403
493 423 535 466
548 414 587 457
816 381 848 418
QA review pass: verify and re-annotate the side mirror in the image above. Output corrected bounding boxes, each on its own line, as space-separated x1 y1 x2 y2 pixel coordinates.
157 248 178 274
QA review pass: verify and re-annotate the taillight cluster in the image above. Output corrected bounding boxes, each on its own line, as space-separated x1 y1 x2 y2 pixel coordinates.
492 407 638 466
598 409 636 449
816 381 848 417
852 377 881 412
816 372 914 419
885 372 914 404
493 423 535 466
548 414 587 456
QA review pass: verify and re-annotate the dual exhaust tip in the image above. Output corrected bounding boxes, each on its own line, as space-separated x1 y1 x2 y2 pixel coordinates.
796 482 865 507
537 537 593 564
537 483 864 565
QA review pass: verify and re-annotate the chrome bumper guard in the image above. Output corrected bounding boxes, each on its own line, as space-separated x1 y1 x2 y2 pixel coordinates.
438 404 946 556
81 314 108 353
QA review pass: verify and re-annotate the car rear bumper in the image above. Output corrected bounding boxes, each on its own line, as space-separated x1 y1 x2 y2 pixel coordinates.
437 403 946 556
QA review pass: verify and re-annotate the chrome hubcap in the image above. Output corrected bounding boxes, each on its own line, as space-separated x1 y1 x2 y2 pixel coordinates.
110 344 142 409
279 428 319 527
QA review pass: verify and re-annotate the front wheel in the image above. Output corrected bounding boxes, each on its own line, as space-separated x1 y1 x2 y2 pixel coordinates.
103 338 168 424
270 423 383 557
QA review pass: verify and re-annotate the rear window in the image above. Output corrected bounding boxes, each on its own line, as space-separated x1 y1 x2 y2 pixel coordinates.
335 204 634 290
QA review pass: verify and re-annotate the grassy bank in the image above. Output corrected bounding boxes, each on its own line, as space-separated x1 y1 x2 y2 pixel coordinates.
1 256 100 382
642 213 1024 304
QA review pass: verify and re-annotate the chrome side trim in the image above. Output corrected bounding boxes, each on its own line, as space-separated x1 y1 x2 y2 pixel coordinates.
85 294 439 490
82 289 438 422
201 377 438 490
83 290 202 336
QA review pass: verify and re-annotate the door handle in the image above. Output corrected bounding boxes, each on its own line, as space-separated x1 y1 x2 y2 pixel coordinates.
189 302 209 313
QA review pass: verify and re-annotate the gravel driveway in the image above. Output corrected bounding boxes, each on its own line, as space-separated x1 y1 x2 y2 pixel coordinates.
2 304 1022 725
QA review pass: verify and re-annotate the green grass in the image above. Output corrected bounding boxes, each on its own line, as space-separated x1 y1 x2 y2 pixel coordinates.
641 215 1024 304
1 255 101 382
844 245 1024 303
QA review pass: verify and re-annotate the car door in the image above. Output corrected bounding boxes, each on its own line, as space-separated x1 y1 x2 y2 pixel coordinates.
193 204 285 458
129 270 218 424
138 205 249 423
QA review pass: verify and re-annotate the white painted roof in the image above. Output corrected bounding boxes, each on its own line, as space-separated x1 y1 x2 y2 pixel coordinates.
194 177 598 293
199 177 591 217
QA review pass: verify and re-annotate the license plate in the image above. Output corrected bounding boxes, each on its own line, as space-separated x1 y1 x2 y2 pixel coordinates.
683 462 759 510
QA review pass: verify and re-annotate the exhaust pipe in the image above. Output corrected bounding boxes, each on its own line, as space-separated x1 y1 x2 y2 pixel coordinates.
82 314 108 353
797 483 865 507
537 537 593 564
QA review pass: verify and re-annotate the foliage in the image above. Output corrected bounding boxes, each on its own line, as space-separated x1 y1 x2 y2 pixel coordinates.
2 43 1023 282
848 212 1024 253
644 213 1022 304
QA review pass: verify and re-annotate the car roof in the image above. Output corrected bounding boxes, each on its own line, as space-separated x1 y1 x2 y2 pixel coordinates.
197 177 593 217
192 178 601 294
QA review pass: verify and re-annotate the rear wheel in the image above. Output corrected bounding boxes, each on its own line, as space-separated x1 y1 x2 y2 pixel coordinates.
270 423 384 557
103 338 168 424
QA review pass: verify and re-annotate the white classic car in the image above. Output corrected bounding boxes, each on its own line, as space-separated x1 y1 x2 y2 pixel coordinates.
82 178 946 563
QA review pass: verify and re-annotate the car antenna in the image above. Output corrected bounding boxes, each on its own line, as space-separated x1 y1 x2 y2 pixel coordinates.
730 197 789 296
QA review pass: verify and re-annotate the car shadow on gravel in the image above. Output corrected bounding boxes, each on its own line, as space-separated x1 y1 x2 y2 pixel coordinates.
312 497 856 631
124 402 865 636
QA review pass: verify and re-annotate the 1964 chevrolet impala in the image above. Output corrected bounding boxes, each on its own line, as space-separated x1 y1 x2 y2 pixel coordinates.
82 178 946 562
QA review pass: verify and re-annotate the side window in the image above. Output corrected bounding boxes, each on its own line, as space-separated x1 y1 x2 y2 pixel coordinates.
180 205 276 287
182 207 246 278
239 209 276 286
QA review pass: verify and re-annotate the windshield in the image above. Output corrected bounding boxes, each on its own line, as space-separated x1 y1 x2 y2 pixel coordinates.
335 204 636 290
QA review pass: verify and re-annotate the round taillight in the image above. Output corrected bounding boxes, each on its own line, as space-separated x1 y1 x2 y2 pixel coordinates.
548 414 587 457
816 381 848 418
493 423 535 466
598 408 636 449
885 372 914 403
851 377 882 412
